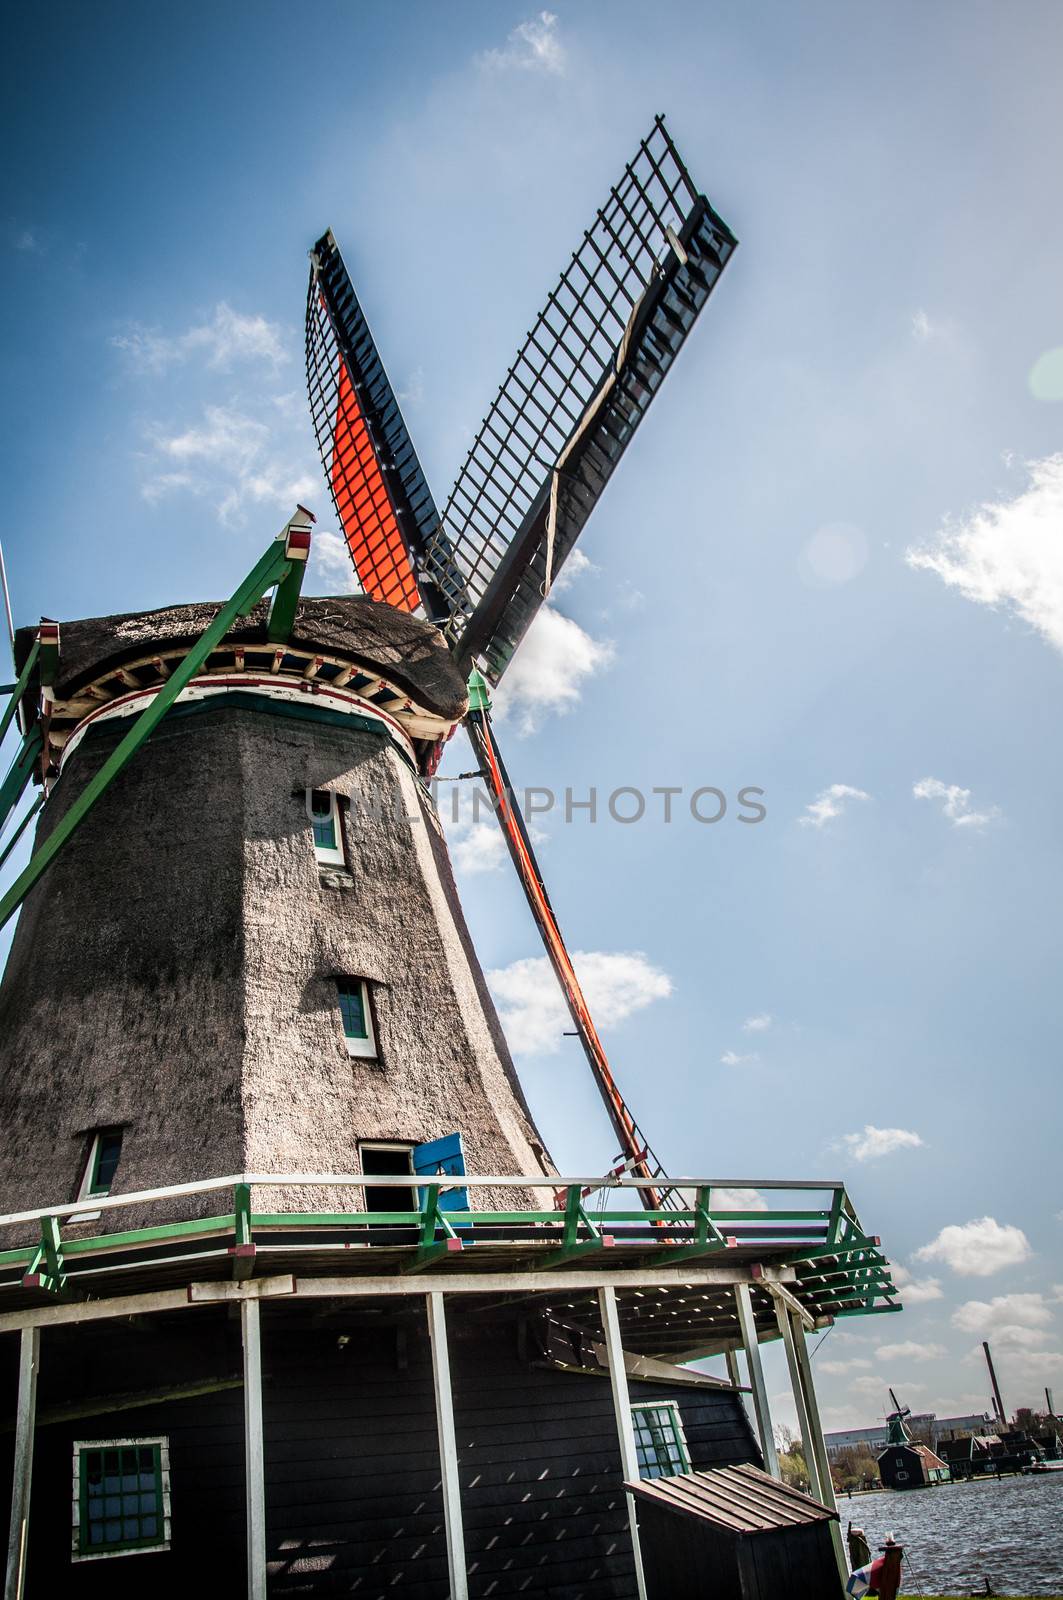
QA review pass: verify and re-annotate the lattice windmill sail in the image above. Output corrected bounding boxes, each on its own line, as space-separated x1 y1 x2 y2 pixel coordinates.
306 115 738 1205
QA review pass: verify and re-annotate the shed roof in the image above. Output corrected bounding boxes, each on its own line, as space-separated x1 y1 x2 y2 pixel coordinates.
626 1463 837 1533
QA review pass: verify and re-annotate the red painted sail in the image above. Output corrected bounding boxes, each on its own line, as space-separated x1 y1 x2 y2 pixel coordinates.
329 359 420 611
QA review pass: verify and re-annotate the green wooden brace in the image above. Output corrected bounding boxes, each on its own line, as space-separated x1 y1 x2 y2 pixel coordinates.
402 1185 463 1274
0 725 42 840
0 638 39 747
234 1184 253 1247
532 1186 613 1269
266 523 311 643
0 531 302 932
23 1214 66 1294
0 792 43 871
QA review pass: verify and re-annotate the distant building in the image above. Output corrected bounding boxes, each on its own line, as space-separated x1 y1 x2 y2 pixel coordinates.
876 1407 950 1490
940 1429 1045 1479
825 1412 991 1457
930 1413 993 1447
878 1440 950 1490
825 1417 935 1457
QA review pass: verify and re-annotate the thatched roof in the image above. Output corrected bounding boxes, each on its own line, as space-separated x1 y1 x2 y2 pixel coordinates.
14 595 467 722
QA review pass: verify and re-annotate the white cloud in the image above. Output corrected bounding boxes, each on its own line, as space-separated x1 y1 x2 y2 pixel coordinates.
440 783 547 878
549 547 596 596
915 1217 1032 1277
876 1340 947 1363
913 776 1001 830
616 579 646 612
839 1125 924 1162
952 1293 1054 1340
309 530 356 595
906 452 1063 654
488 949 672 1057
889 1265 943 1305
711 1187 769 1212
477 11 566 75
491 606 613 734
910 309 955 343
799 784 870 828
742 1013 772 1033
720 1050 759 1067
906 1286 946 1306
449 820 509 877
158 405 268 469
396 366 425 407
817 1358 873 1375
140 471 195 506
113 302 289 375
142 404 319 528
976 1346 1063 1379
850 1375 898 1398
13 227 42 254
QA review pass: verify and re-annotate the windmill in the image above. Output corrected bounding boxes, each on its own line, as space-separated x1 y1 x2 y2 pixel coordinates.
0 113 908 1600
305 115 737 1207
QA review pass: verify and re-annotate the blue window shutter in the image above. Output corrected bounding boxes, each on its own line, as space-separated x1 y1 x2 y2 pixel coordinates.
413 1132 468 1212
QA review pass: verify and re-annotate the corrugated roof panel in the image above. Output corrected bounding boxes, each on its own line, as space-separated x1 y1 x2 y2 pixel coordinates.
626 1463 838 1534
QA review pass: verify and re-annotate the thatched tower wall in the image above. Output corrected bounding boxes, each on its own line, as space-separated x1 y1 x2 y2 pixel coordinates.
0 599 552 1233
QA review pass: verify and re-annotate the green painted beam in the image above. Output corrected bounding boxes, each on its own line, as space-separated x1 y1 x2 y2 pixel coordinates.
23 1215 66 1293
61 1215 235 1253
0 793 43 870
249 1210 423 1227
266 514 312 643
789 1234 880 1263
403 1239 464 1274
0 639 38 747
0 534 298 932
233 1185 253 1248
532 1237 614 1269
532 1187 613 1269
0 726 42 838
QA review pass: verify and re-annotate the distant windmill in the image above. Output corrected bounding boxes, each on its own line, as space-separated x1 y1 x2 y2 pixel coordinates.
305 116 737 1204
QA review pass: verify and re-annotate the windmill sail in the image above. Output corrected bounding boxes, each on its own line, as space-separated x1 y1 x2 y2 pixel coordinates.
466 696 679 1208
305 230 466 619
425 115 737 680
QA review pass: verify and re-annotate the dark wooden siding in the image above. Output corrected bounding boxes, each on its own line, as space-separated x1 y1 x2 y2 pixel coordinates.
2 1302 761 1598
637 1503 837 1600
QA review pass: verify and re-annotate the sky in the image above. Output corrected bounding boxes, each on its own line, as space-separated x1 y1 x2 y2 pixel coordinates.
2 0 1062 1435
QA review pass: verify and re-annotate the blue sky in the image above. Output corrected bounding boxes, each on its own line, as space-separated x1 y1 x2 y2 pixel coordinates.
2 1 1062 1432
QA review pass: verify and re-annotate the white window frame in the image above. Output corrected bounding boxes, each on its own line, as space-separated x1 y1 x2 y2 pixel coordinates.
337 977 377 1059
69 1128 122 1226
72 1435 171 1562
631 1400 692 1479
306 788 346 867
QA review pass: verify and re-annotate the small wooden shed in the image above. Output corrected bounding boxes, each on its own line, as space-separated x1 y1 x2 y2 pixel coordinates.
627 1463 840 1600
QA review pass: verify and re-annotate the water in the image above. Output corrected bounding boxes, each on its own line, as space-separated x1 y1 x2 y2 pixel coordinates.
840 1473 1063 1596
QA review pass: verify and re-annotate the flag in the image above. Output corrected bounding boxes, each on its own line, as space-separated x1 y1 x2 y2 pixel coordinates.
846 1557 886 1596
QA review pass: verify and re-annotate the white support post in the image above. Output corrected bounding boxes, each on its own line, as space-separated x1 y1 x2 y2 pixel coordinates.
787 1305 849 1584
427 1293 468 1600
241 1298 267 1600
597 1286 648 1600
724 1347 742 1389
4 1327 39 1600
733 1284 779 1478
773 1296 824 1503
